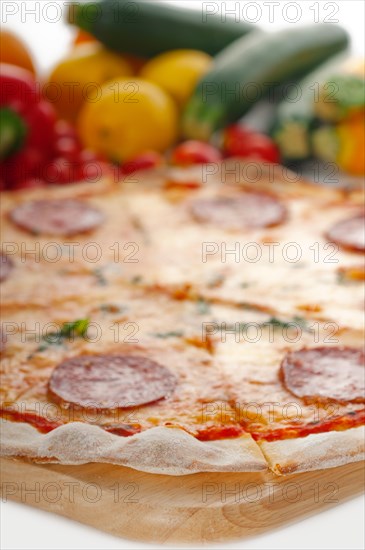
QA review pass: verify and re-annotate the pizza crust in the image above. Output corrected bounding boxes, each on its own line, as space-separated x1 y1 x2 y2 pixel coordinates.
1 419 364 476
0 420 267 475
259 426 365 475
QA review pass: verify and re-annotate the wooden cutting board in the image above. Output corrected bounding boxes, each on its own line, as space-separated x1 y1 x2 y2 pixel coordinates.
1 458 364 544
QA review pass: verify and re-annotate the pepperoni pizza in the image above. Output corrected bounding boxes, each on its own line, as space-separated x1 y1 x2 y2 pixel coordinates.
1 161 364 475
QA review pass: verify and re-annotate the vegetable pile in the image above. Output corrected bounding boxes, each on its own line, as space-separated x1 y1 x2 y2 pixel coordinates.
0 50 112 190
1 1 364 191
272 57 365 174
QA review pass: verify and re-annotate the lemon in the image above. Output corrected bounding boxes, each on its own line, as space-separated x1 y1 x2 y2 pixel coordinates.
140 50 212 107
77 78 178 162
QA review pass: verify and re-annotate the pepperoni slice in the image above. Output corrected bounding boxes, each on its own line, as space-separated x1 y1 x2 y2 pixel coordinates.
48 355 178 410
0 253 14 282
189 192 287 230
9 199 105 236
280 347 365 403
326 214 365 253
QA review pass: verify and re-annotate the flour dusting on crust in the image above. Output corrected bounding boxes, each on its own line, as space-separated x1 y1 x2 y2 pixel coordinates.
259 426 365 475
0 420 267 475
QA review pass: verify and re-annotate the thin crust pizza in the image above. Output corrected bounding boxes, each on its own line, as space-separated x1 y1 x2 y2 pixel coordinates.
1 161 364 475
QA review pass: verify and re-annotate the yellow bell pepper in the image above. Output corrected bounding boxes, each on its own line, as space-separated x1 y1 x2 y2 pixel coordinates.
312 112 365 175
47 44 134 122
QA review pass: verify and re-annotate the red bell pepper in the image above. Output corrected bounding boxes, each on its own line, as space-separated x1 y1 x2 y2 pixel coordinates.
0 63 57 186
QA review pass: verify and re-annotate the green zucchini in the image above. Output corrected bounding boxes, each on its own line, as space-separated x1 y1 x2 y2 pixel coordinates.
182 24 349 140
68 0 256 58
271 54 349 162
311 126 339 163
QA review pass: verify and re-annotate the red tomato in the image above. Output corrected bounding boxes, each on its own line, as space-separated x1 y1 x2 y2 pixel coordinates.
78 149 101 164
121 151 164 176
54 137 81 162
223 124 280 163
223 124 252 153
171 141 222 166
54 120 78 141
26 100 57 160
78 162 102 183
77 159 113 183
239 135 280 163
43 157 78 184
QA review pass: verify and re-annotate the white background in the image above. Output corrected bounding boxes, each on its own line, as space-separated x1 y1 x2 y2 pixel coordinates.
1 1 364 549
